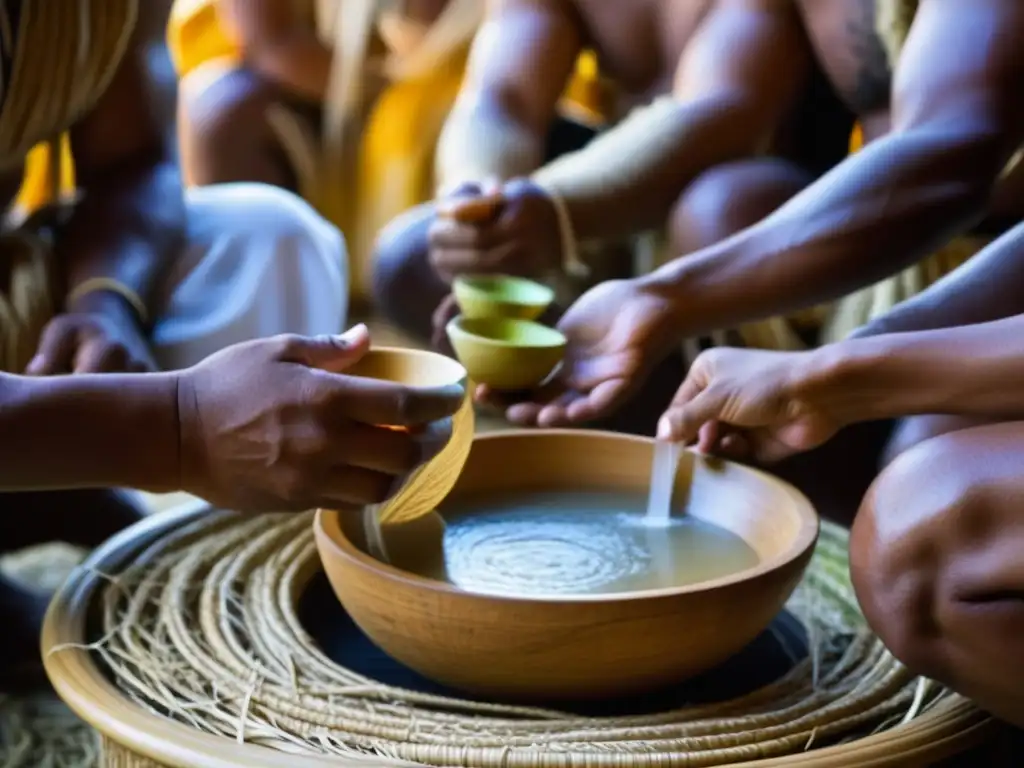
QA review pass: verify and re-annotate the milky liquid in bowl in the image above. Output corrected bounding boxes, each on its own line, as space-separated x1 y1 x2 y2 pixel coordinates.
389 490 760 598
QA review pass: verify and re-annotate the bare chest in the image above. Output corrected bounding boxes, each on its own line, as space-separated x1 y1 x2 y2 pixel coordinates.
573 0 712 105
799 0 895 124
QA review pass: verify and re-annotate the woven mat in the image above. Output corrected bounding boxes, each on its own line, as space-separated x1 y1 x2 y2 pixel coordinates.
0 543 99 766
35 509 975 767
0 690 99 766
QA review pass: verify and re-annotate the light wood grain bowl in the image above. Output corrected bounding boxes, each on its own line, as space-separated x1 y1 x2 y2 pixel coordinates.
315 430 821 701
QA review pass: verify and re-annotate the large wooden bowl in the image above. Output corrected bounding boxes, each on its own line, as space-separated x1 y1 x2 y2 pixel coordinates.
315 430 820 701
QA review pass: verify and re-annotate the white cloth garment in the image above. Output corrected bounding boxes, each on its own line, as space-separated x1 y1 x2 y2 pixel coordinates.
149 183 348 369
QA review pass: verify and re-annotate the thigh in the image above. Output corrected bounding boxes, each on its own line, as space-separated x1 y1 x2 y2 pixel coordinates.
151 183 347 369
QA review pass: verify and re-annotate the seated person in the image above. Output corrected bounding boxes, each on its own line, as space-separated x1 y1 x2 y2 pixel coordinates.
172 0 604 302
1 323 462 683
655 220 1024 731
0 0 344 682
486 0 1024 435
373 0 844 356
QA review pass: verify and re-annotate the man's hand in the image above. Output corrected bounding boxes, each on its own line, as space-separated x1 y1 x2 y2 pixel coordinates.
26 297 155 375
657 347 842 463
176 324 464 512
429 178 561 282
478 278 678 426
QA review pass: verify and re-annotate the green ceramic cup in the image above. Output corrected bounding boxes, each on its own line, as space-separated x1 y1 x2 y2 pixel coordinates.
452 274 556 321
445 315 567 390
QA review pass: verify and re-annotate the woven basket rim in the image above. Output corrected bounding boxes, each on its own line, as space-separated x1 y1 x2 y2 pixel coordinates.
42 504 994 768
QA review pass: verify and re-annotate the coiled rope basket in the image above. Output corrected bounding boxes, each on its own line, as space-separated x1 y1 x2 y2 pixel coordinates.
40 505 993 768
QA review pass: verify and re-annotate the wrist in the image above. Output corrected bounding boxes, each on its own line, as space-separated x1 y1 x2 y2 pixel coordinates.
139 372 186 493
799 339 904 426
635 264 699 341
173 368 204 497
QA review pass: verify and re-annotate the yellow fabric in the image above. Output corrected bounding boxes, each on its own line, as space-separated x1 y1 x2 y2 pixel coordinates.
560 50 615 128
15 136 76 215
354 48 469 288
876 0 918 68
849 124 864 154
167 0 241 78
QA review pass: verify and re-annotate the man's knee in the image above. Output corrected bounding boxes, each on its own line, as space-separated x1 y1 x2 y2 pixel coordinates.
371 204 446 334
851 428 1024 725
668 159 811 254
851 436 970 678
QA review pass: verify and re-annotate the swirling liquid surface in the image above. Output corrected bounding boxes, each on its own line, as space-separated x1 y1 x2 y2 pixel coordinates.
418 491 760 598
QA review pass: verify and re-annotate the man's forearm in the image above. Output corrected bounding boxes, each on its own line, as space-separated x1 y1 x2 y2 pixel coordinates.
642 129 1008 336
434 98 546 192
804 315 1024 425
852 220 1024 339
533 96 771 242
61 158 184 319
0 372 180 492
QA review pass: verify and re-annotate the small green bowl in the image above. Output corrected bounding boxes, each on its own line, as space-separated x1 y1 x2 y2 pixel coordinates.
446 315 566 390
452 275 555 321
